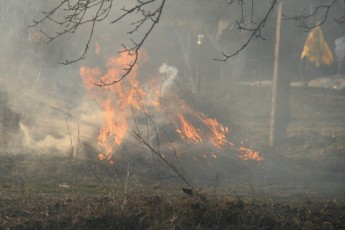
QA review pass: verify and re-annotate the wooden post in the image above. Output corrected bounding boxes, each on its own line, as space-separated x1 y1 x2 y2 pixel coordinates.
269 1 284 147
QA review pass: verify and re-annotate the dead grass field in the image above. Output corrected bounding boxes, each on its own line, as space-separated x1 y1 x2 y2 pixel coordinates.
1 83 345 229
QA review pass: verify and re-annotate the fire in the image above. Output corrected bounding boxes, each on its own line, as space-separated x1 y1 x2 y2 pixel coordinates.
80 48 264 163
80 51 145 160
80 67 102 90
238 146 264 161
197 113 230 147
97 99 128 159
160 95 230 148
176 113 202 144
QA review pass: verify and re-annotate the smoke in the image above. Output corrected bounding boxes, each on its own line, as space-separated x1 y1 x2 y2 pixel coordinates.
0 1 343 198
0 1 104 155
159 63 179 95
0 0 287 155
19 123 71 153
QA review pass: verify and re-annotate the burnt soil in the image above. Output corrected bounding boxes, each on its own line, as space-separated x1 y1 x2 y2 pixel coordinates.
1 83 345 229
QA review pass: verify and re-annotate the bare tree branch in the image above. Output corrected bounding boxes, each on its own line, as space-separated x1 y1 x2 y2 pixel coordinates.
283 0 338 29
215 0 278 62
33 0 343 82
32 0 166 84
132 130 194 189
106 0 167 86
32 0 113 65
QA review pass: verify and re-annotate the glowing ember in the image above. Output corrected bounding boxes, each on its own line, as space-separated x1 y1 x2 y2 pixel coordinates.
238 146 264 161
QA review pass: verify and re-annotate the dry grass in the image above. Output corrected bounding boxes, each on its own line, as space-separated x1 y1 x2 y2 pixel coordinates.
1 84 345 229
1 185 344 229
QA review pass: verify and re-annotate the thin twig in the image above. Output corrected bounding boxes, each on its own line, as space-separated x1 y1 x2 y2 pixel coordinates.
283 0 338 29
32 0 166 84
121 163 131 211
64 116 74 159
76 122 80 159
215 0 278 62
132 130 193 189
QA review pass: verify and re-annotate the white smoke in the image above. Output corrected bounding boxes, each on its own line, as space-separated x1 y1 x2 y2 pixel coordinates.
19 122 72 154
159 63 179 96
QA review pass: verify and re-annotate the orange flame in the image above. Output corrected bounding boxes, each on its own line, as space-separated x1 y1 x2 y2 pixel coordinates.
197 113 229 147
80 48 264 162
176 113 202 144
238 146 264 161
80 51 145 160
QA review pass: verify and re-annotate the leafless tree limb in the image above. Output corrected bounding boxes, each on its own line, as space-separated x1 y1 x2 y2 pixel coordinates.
283 0 339 29
106 0 166 86
215 0 278 62
32 0 166 85
31 0 113 65
132 130 194 189
128 88 192 188
33 0 343 83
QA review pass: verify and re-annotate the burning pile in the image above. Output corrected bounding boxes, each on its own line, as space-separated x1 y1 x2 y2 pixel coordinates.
79 49 263 164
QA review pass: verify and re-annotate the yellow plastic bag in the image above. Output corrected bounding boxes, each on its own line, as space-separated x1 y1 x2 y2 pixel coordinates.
301 26 334 67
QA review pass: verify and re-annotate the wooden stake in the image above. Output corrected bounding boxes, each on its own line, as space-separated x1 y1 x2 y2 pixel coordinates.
269 1 283 147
